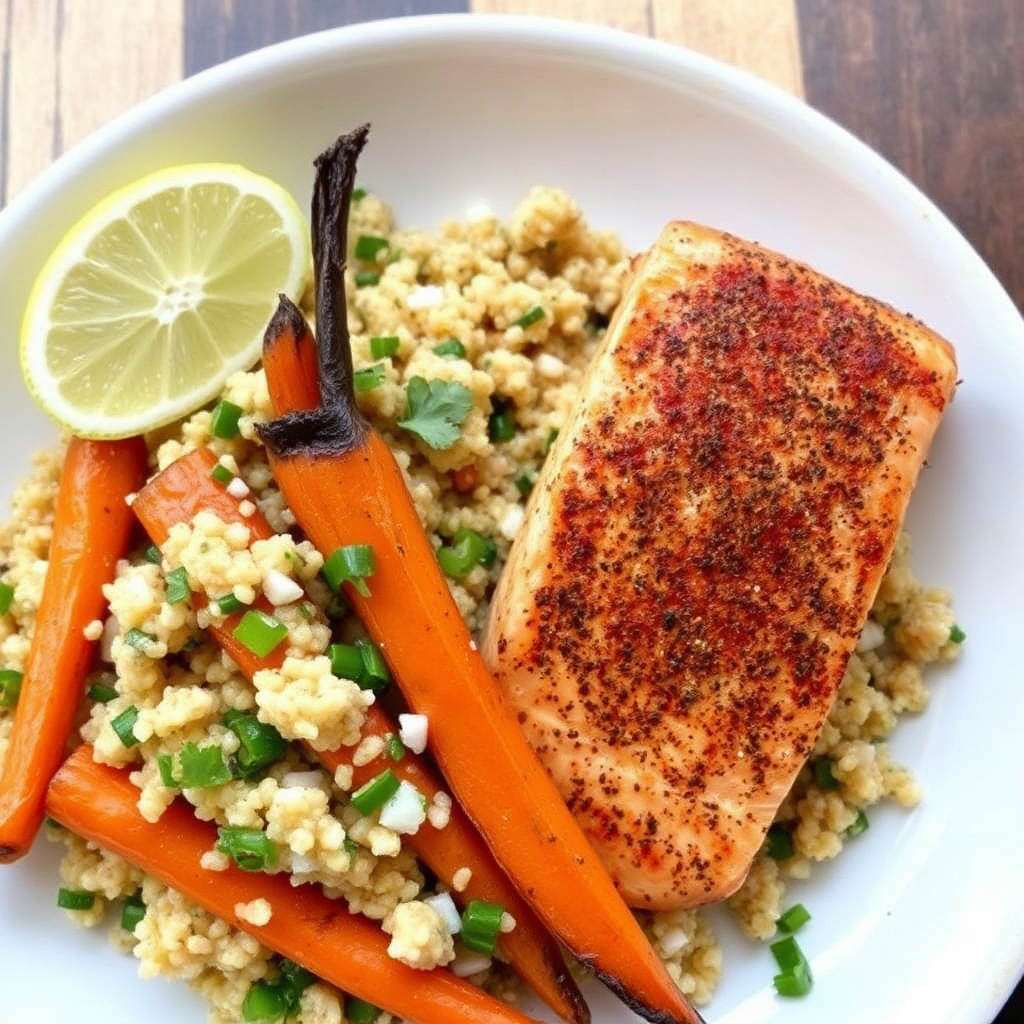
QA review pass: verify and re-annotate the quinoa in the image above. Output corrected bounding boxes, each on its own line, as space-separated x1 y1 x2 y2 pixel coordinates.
0 188 962 1020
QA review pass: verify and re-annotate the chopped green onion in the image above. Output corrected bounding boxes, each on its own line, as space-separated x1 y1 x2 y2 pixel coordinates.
57 888 95 911
355 235 389 261
513 305 545 329
765 824 794 860
44 816 64 830
774 961 813 997
121 892 146 932
242 979 289 1023
846 808 870 838
460 899 504 955
345 998 382 1024
0 669 23 709
232 610 288 658
322 544 375 599
543 428 559 455
771 935 813 997
164 566 191 605
329 642 364 681
386 734 406 762
328 640 389 690
949 624 966 644
344 837 360 857
437 529 497 579
144 544 162 565
297 602 314 621
771 935 805 972
111 705 141 748
488 410 516 443
87 676 118 703
157 753 178 788
216 826 278 872
812 757 840 791
776 903 811 934
227 713 287 778
123 628 156 653
354 271 380 287
351 187 367 202
178 742 232 788
357 640 390 690
354 363 387 392
215 592 246 615
210 399 244 439
210 463 234 485
278 958 315 999
351 769 400 816
515 473 533 496
0 581 13 614
370 335 400 359
432 338 466 359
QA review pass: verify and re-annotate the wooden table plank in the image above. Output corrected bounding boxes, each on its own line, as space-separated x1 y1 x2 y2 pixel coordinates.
2 0 181 203
652 0 803 97
798 0 1024 309
184 0 466 74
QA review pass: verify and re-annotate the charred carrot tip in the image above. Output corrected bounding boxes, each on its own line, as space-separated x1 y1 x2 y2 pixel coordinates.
255 133 697 1024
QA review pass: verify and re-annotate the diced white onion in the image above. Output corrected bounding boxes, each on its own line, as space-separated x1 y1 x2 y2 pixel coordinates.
281 770 325 790
407 285 443 310
535 353 566 379
856 619 886 653
498 504 525 541
451 949 492 978
424 892 462 935
263 569 303 606
226 476 250 499
100 616 120 663
659 926 690 957
289 853 316 875
378 781 427 835
398 713 429 755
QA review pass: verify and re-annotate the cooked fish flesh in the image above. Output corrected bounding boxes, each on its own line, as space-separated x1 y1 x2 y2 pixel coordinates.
481 222 957 910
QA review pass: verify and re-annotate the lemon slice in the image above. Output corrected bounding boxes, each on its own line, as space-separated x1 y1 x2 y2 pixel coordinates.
21 164 310 438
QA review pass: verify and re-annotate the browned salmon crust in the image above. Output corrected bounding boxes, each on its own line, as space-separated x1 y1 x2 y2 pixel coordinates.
482 222 957 910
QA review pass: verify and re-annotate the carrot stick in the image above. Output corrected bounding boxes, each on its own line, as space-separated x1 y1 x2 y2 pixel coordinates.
257 126 703 1024
0 436 147 863
133 441 589 1024
46 746 542 1024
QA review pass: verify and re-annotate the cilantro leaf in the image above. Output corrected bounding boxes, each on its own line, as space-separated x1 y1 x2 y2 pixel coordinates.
397 377 474 450
177 742 233 788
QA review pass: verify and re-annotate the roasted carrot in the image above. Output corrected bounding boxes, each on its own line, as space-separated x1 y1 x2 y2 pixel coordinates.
257 126 703 1024
46 746 542 1024
133 442 588 1024
0 436 147 863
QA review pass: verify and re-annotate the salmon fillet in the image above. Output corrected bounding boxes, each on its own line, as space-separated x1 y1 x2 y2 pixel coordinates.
481 222 957 910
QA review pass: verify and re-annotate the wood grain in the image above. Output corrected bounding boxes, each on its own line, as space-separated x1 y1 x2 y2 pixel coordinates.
799 0 1024 308
653 0 803 96
471 0 804 94
184 0 466 74
471 0 650 36
2 0 181 203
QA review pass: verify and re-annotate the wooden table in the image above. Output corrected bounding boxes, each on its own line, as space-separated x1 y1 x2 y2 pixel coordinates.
1 0 1020 1019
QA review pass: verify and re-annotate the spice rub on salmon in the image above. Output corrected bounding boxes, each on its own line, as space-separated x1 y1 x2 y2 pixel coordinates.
481 222 957 911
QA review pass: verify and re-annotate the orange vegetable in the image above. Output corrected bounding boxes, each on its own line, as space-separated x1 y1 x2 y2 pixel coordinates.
0 436 147 863
45 746 543 1024
133 438 587 1024
257 126 703 1024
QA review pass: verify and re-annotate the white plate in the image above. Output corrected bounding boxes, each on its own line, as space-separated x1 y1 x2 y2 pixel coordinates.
1 15 1022 1024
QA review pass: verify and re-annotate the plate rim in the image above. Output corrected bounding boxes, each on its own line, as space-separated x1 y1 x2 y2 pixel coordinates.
0 12 1020 1023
